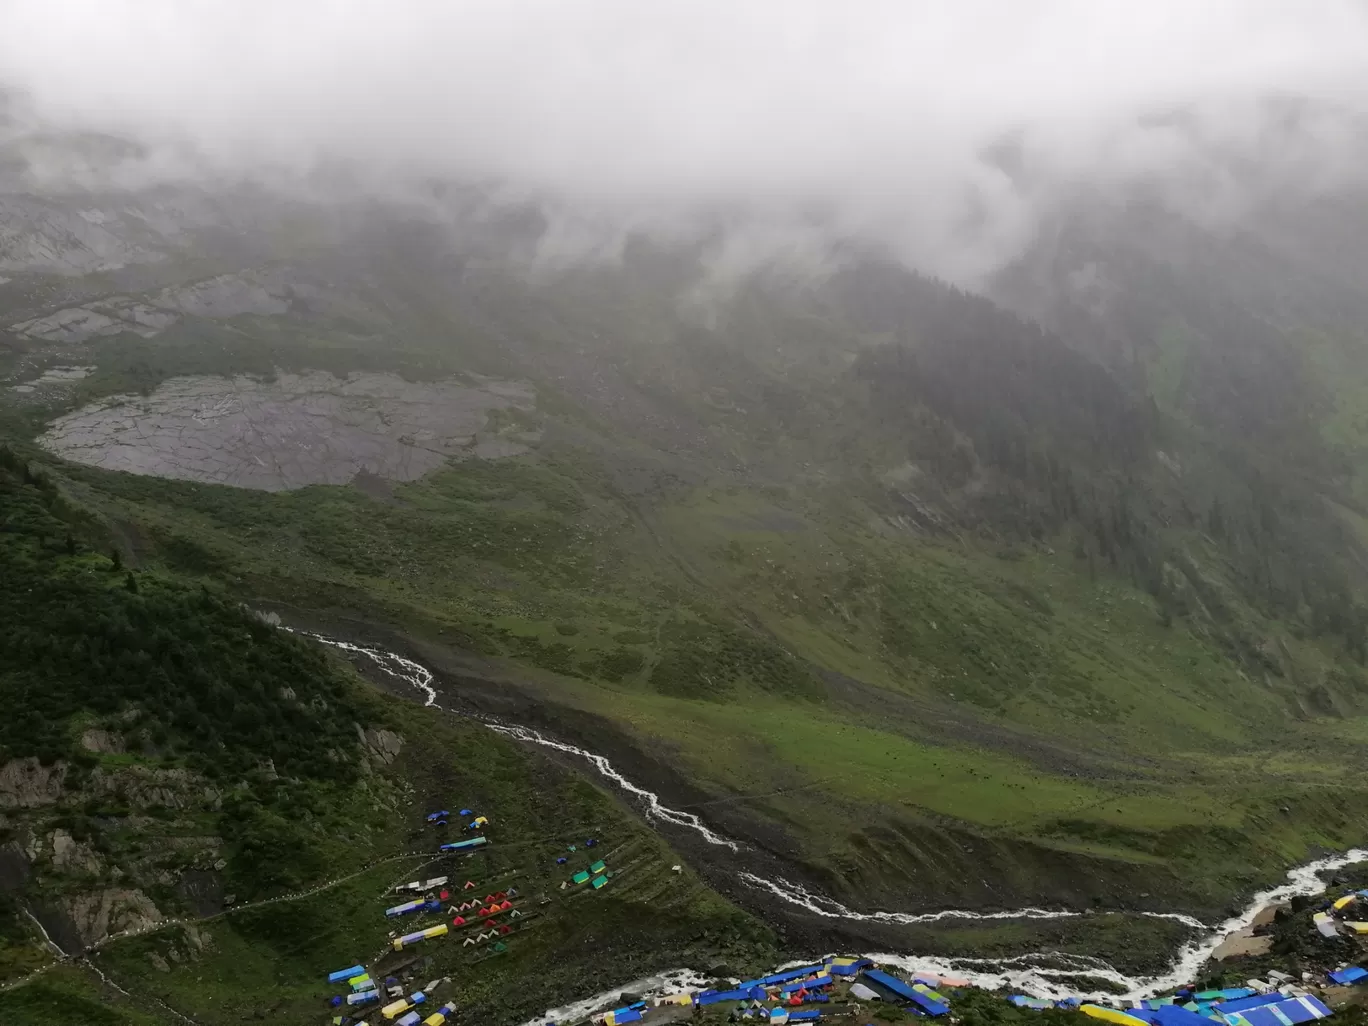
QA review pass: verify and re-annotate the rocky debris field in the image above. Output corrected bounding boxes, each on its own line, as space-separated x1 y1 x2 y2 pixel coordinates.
37 369 538 490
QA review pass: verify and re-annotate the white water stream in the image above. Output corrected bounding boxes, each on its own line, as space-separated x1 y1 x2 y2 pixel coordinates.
294 631 1368 1007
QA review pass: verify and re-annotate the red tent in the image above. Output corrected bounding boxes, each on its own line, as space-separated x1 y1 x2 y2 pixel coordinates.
439 890 450 901
499 924 511 935
452 916 466 926
484 919 496 928
499 900 512 911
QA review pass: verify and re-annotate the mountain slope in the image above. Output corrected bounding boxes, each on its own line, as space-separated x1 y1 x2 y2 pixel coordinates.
0 450 774 1023
5 133 1368 951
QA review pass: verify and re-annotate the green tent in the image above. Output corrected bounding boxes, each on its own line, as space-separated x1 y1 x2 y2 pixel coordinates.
592 874 608 889
572 871 590 885
590 860 606 874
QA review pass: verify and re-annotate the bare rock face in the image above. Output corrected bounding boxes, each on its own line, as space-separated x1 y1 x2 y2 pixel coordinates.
0 196 177 276
0 758 67 809
358 726 405 765
50 829 103 875
88 765 197 811
61 888 163 947
152 273 289 317
39 370 536 491
80 728 124 755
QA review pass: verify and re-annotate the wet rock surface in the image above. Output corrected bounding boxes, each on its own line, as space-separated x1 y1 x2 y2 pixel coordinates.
7 270 291 343
38 369 536 490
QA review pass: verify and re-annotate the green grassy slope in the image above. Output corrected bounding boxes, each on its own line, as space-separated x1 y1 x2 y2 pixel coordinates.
9 234 1368 919
0 455 776 1023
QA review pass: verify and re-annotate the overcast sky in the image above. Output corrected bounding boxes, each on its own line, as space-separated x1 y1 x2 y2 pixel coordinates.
3 0 1367 279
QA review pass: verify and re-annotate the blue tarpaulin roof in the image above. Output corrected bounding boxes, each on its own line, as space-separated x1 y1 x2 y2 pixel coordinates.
761 966 825 986
826 959 873 977
788 1012 821 1022
612 1010 642 1023
1226 997 1333 1026
781 976 832 994
1330 967 1368 986
1147 1005 1220 1026
862 970 949 1017
699 990 753 1006
327 965 366 983
1216 996 1282 1015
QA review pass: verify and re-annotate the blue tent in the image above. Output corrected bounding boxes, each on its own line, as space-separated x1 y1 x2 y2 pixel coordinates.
426 810 450 822
1227 997 1333 1026
328 965 366 983
760 966 825 986
1330 967 1368 986
826 959 873 978
698 990 752 1006
439 837 488 852
781 976 832 994
862 970 949 1017
1216 996 1281 1015
1150 1005 1220 1026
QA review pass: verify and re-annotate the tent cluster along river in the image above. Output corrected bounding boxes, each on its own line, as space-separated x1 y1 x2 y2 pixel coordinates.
290 629 1368 1007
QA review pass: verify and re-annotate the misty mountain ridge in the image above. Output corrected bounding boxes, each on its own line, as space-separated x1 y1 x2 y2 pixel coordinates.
9 88 1368 1022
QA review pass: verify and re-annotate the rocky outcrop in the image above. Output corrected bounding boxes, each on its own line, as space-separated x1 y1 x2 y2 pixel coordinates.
358 726 404 765
38 370 536 491
0 758 66 809
87 765 203 811
50 829 103 875
152 273 289 318
61 887 162 947
79 728 124 755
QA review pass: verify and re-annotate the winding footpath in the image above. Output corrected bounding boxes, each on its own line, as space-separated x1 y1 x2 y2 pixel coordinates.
299 631 1368 1004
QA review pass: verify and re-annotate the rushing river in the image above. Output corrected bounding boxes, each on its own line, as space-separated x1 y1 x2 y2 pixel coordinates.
293 631 1368 1006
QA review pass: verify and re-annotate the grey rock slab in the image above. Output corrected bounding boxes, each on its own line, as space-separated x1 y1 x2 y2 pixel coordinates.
151 272 288 317
12 306 125 342
39 369 535 491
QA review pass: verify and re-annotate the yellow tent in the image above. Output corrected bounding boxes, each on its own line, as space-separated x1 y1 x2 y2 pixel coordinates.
1344 921 1368 934
1081 1006 1151 1026
1334 895 1358 911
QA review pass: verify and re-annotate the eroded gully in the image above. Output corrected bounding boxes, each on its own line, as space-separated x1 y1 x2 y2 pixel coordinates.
292 631 1368 1007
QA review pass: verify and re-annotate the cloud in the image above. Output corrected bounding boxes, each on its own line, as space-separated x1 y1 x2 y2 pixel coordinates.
2 0 1367 280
